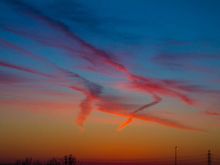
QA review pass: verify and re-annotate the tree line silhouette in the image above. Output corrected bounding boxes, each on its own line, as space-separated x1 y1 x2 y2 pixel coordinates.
15 154 77 165
1 150 219 165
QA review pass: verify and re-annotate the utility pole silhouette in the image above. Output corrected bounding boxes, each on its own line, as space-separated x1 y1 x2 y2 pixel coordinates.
174 146 178 165
208 150 212 165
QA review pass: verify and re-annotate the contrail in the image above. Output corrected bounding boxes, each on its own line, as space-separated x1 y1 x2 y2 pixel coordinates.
0 61 52 78
118 94 162 131
97 104 204 132
0 39 103 127
4 0 128 73
65 71 103 127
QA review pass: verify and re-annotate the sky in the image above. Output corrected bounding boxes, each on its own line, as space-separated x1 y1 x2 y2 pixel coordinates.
0 0 220 163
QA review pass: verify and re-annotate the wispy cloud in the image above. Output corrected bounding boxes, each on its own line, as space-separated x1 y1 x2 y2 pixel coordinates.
204 111 220 117
0 70 30 84
98 103 204 132
152 52 220 75
0 60 52 78
118 94 162 130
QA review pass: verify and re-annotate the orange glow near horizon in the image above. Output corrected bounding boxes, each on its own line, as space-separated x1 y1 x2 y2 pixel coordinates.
1 103 220 162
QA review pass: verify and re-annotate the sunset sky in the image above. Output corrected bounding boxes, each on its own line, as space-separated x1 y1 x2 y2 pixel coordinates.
0 0 220 163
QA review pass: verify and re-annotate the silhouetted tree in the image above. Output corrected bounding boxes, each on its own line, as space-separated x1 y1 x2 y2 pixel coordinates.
64 155 68 165
21 158 32 165
14 155 77 165
32 160 42 165
63 155 76 165
15 160 21 165
47 158 60 165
